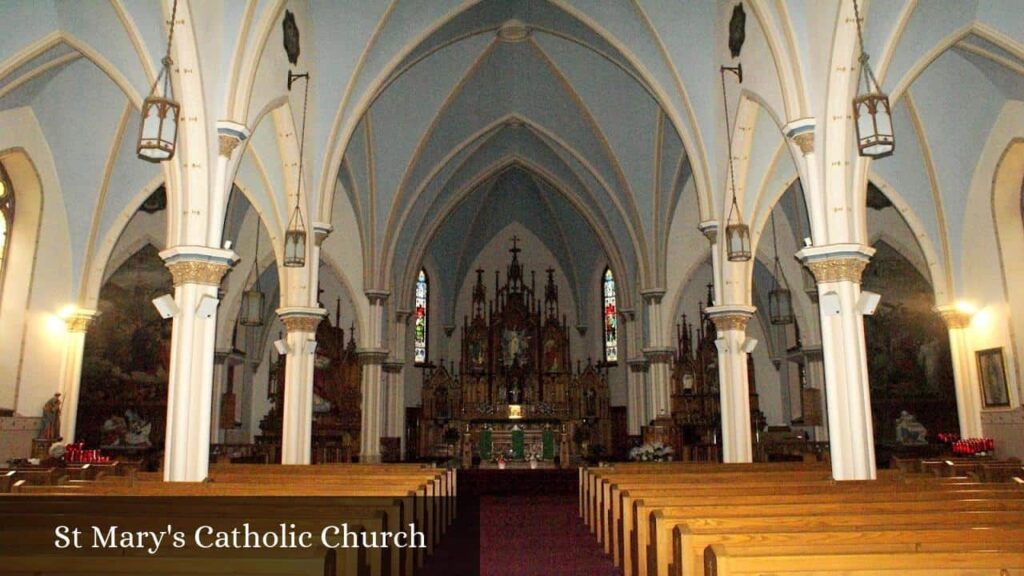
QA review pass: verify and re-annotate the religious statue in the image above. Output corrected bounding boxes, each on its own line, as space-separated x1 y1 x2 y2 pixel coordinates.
895 410 928 445
38 393 62 441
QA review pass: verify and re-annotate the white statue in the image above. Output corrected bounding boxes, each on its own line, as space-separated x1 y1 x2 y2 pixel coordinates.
895 410 928 445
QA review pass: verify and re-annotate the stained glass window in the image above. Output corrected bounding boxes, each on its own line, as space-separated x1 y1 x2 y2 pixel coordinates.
602 267 618 363
0 164 12 292
414 269 428 365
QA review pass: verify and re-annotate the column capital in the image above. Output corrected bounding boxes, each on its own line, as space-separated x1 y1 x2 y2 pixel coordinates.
935 304 973 330
783 118 816 156
627 356 650 373
357 348 389 365
698 220 719 243
383 359 405 374
642 346 675 364
706 305 757 332
395 308 412 323
63 309 99 333
216 121 250 157
640 289 666 304
276 306 327 333
312 222 333 246
160 246 239 287
365 289 390 304
796 243 875 284
617 308 636 323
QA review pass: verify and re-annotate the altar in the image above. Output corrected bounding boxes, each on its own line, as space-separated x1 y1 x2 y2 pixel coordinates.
417 240 612 467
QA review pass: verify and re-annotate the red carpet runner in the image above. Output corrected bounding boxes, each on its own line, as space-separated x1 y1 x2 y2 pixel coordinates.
419 469 621 576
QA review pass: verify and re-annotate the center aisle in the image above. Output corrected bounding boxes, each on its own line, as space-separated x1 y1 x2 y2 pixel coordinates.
419 469 621 576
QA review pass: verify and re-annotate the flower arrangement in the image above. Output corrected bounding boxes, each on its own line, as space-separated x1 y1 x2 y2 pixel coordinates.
629 442 675 462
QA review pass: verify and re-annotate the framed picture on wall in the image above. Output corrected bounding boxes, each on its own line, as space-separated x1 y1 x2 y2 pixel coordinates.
977 348 1011 408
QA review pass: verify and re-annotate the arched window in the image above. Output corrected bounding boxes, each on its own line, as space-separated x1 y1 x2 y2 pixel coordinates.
0 164 13 295
602 267 618 364
414 269 429 365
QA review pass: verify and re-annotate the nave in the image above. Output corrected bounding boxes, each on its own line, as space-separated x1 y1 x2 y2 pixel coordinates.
3 459 1024 575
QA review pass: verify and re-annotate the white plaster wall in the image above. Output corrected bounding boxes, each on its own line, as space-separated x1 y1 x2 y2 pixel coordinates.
0 108 72 416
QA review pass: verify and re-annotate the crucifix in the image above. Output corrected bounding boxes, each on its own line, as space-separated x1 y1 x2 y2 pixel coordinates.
510 235 521 255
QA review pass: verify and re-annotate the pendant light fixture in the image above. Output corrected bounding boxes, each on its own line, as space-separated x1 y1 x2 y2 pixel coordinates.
137 0 181 162
851 0 894 158
767 210 794 325
721 64 751 262
283 70 309 268
240 219 266 327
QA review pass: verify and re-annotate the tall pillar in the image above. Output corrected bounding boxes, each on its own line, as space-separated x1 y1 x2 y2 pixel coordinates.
210 350 228 444
706 306 756 463
160 247 238 482
626 357 649 434
936 305 984 438
803 346 829 441
383 360 406 458
276 307 325 464
58 309 98 443
360 290 390 463
641 290 672 421
796 244 876 480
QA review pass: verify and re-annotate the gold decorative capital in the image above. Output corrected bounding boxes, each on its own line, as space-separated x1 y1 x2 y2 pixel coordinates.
64 310 98 333
792 132 814 155
935 305 972 330
805 257 869 284
218 134 243 157
710 314 750 332
705 305 756 332
280 314 323 333
166 260 232 287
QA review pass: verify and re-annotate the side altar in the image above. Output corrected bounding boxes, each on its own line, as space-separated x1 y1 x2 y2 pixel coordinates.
417 240 612 467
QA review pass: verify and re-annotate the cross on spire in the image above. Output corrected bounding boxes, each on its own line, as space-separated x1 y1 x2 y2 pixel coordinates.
510 235 521 255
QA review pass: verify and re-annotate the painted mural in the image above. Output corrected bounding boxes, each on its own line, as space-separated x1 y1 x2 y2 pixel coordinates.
77 244 172 454
863 241 958 444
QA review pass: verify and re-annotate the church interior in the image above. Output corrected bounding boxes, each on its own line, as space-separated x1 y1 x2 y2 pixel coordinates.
1 1 1024 574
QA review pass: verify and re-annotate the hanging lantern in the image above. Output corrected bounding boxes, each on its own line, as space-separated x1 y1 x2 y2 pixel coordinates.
283 70 310 268
769 286 794 325
725 217 751 262
284 207 306 267
137 0 181 162
720 64 750 262
851 0 894 159
239 220 266 326
137 89 180 162
767 211 794 325
853 92 894 158
240 288 266 326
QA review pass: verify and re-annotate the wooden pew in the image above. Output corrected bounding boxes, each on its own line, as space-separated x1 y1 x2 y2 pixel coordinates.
638 486 1024 576
705 544 1024 575
672 524 1024 576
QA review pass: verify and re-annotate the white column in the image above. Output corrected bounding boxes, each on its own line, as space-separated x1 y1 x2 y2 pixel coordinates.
160 247 238 482
706 306 756 463
276 307 326 464
641 290 672 421
209 350 228 444
383 360 406 458
58 310 98 444
359 290 390 463
626 357 648 434
936 306 984 438
803 346 829 442
797 244 876 480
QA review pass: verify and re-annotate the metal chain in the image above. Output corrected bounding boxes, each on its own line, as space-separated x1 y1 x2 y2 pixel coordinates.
295 75 310 214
